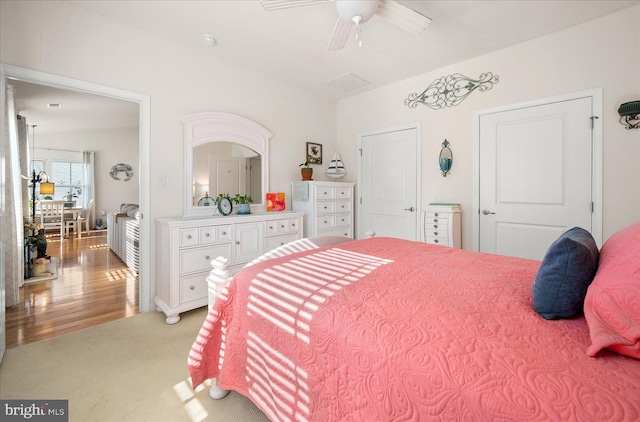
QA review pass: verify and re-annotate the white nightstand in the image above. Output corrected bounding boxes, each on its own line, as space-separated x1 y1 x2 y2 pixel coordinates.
423 204 462 248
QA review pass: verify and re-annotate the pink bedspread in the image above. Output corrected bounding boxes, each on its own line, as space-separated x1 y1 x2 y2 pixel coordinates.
189 237 640 421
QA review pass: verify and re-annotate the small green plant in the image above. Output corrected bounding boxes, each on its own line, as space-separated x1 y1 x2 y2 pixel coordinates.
232 194 254 205
299 158 311 168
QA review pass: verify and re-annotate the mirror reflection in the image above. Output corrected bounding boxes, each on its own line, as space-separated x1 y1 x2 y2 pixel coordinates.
192 142 262 206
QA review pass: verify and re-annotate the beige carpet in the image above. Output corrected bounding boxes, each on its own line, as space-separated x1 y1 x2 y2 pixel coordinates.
0 308 270 422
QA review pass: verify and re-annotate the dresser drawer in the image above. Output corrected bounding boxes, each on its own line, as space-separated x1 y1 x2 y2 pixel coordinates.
180 228 199 247
425 227 447 238
216 225 232 242
316 201 335 214
180 272 208 304
336 187 351 199
334 213 351 227
315 187 335 200
425 236 450 246
199 226 216 244
316 215 335 230
265 233 300 251
180 244 233 274
335 200 351 214
320 227 352 238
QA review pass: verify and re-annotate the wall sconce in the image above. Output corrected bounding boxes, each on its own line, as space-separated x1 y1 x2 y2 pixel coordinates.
439 139 453 177
618 101 640 129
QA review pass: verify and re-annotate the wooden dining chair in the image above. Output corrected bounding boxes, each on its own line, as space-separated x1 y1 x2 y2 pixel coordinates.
37 200 66 238
65 199 93 239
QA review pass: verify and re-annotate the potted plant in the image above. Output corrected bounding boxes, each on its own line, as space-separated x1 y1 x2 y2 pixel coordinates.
299 159 313 181
232 194 254 214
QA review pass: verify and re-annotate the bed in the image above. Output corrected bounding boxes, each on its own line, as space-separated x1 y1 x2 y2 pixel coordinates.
189 224 640 421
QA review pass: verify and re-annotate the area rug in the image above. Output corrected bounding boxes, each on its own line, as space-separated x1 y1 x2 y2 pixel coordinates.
0 308 269 422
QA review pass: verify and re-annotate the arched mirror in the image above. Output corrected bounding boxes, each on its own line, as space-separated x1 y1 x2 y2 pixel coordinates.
183 112 272 217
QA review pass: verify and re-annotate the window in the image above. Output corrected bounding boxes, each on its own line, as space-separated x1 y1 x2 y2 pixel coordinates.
51 160 84 204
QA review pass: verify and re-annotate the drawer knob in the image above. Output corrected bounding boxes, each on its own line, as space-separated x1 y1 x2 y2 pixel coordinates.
434 239 439 243
434 231 438 236
190 285 195 290
205 233 210 237
236 241 240 245
324 206 328 209
324 191 328 194
434 224 438 229
281 224 285 228
291 223 296 227
433 218 438 223
269 225 274 229
324 220 328 224
187 235 192 239
222 231 227 235
205 256 210 260
435 213 439 216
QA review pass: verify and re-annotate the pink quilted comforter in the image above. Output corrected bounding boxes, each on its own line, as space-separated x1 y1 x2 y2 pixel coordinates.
189 237 640 421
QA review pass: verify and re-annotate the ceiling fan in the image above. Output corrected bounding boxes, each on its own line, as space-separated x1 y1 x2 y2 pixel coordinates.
259 0 432 50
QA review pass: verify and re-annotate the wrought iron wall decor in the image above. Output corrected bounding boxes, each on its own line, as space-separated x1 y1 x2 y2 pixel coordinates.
404 72 499 110
618 100 640 129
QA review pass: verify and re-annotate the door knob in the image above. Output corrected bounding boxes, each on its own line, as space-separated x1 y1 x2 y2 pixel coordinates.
482 209 496 215
404 207 415 212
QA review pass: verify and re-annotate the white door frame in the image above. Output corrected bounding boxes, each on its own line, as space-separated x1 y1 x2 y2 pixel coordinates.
472 88 603 251
357 123 422 240
0 64 153 313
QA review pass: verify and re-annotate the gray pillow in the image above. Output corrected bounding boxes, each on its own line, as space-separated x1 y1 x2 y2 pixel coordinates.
532 227 599 320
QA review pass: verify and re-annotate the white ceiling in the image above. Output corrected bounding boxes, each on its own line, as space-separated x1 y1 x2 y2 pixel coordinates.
9 0 639 135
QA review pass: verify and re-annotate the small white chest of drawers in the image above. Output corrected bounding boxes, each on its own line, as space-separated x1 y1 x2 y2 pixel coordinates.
291 181 355 238
423 205 462 248
155 212 303 324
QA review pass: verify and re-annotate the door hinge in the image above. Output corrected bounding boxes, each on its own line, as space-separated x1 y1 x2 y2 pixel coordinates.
359 148 362 156
360 197 362 204
591 202 594 213
590 116 599 129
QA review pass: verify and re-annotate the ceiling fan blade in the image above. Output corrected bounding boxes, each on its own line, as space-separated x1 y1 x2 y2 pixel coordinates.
327 17 352 51
376 0 432 35
260 0 333 12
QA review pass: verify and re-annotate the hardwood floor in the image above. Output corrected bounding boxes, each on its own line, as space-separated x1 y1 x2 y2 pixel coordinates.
5 230 139 349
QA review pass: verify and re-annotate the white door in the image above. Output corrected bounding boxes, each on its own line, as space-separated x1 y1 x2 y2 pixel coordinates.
479 97 594 260
359 126 419 240
210 157 244 197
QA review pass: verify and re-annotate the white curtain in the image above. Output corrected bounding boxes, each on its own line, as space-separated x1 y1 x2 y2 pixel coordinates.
4 85 25 307
82 151 95 228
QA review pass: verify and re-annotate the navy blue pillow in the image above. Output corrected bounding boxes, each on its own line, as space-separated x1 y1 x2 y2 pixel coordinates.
532 227 599 320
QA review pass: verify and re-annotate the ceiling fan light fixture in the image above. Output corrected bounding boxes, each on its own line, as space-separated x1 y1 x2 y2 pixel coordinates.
335 0 380 23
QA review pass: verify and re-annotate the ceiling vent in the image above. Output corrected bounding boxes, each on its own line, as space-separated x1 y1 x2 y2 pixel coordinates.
325 72 370 91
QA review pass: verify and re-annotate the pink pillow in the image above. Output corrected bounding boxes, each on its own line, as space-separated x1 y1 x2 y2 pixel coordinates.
584 222 640 359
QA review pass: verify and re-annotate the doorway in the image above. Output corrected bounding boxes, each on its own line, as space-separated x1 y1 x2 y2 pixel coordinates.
358 124 421 240
0 64 151 357
473 89 603 260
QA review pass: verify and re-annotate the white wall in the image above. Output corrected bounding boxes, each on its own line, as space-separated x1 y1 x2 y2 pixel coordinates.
1 0 337 310
337 6 640 249
37 129 140 221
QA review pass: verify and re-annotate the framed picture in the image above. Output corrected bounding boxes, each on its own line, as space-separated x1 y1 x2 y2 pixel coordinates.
306 142 322 165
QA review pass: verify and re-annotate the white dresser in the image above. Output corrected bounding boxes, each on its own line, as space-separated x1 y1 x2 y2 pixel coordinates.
291 181 355 238
423 205 462 248
155 211 304 324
